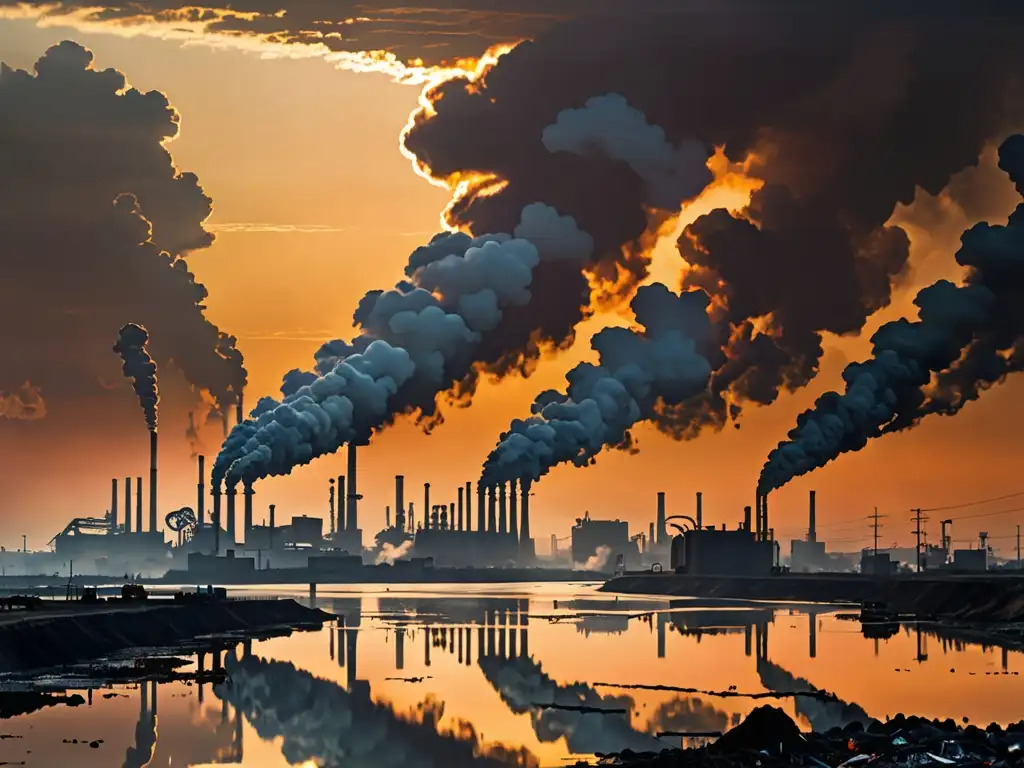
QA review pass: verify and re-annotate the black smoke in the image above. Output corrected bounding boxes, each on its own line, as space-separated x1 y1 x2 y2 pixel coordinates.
113 323 160 432
760 134 1024 492
0 41 246 424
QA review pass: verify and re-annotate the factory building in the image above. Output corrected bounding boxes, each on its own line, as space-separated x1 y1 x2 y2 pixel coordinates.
669 493 777 576
790 490 829 572
570 513 640 571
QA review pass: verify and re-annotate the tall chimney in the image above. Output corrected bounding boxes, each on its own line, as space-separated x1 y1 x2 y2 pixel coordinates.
135 477 142 533
754 493 762 538
423 483 431 530
696 491 703 530
329 480 336 536
226 485 237 544
386 505 391 528
111 478 118 532
408 502 415 532
498 483 507 534
477 483 485 532
744 505 752 533
269 504 276 550
520 479 531 552
212 485 221 555
763 493 770 542
656 492 666 546
649 522 655 546
244 483 254 539
465 481 473 532
457 487 464 532
149 431 158 532
509 479 519 541
808 490 817 543
346 444 358 533
197 455 206 528
394 475 405 531
124 477 131 533
337 475 346 534
487 485 497 532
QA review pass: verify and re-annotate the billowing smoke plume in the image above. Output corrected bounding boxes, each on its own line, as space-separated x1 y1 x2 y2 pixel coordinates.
113 323 160 431
216 653 534 767
376 539 414 565
214 203 592 486
575 545 612 572
760 135 1024 492
482 283 714 485
0 382 46 421
0 41 246 422
404 2 1024 435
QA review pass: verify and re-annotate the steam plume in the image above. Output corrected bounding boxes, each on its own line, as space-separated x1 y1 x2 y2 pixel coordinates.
0 381 46 420
760 134 1024 492
113 323 160 431
214 204 592 486
575 545 612 572
376 540 414 565
481 283 713 485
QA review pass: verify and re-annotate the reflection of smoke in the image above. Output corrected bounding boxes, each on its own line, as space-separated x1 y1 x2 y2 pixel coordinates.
216 653 534 767
0 381 46 420
575 546 611 572
123 684 157 768
376 540 414 565
479 654 724 755
757 659 869 733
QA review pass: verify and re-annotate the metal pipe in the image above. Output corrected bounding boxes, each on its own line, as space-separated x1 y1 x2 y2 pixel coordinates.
346 444 358 533
149 431 158 533
197 455 205 528
111 478 118 532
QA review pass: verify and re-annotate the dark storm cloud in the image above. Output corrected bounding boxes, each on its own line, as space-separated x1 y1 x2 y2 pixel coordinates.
0 41 246 422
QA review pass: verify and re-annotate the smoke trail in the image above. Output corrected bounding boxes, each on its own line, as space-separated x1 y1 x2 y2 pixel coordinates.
0 381 46 420
760 134 1024 492
216 653 534 767
214 203 592 487
376 540 414 565
113 323 160 432
481 283 714 486
575 546 612 572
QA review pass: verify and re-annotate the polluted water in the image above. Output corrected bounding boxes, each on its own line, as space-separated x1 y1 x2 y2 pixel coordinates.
2 583 1022 767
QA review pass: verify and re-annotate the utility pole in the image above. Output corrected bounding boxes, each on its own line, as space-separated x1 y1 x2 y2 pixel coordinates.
911 509 927 573
869 508 887 557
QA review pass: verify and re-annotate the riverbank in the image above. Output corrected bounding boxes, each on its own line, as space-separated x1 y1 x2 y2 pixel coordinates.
0 598 329 673
154 565 598 586
600 572 1024 620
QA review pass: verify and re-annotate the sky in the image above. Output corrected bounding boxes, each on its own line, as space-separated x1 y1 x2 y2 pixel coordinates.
2 3 1024 556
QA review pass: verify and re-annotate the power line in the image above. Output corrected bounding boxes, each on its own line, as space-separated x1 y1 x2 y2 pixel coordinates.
919 490 1024 513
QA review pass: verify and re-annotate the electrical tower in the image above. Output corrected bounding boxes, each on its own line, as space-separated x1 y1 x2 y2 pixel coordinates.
911 508 928 573
868 507 887 556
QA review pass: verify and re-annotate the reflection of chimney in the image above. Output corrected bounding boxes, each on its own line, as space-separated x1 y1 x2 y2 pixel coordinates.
465 626 472 666
149 431 158 533
111 478 118 532
197 455 206 528
346 629 358 690
424 626 431 667
212 485 221 555
423 483 431 530
465 481 473 532
498 483 507 534
477 483 485 533
226 486 237 544
808 490 817 543
124 477 131 534
395 475 405 532
243 483 254 540
809 615 817 659
657 612 667 659
656 492 666 546
337 475 345 535
396 627 405 670
509 479 519 541
696 491 703 530
345 444 358 533
487 486 497 533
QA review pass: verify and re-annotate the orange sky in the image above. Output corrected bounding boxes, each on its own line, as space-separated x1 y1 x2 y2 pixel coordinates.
2 17 1024 557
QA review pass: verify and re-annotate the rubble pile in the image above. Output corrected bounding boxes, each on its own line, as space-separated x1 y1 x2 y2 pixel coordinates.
576 706 1024 767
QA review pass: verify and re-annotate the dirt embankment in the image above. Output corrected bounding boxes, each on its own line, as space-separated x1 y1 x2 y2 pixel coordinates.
0 599 330 672
600 574 1024 621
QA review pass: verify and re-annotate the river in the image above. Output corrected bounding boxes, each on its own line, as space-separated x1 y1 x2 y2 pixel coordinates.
1 582 1022 766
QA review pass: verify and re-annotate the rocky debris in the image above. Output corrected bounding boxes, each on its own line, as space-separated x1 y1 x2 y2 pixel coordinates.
571 706 1024 767
0 692 84 719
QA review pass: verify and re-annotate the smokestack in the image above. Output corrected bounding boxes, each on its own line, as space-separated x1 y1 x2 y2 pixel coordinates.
763 492 770 542
198 455 206 528
487 485 497 532
149 431 158 533
226 485 236 544
477 482 485 532
329 480 336 536
408 502 415 532
509 478 518 541
244 483 254 539
656 492 666 546
499 483 507 534
395 475 405 532
212 484 221 555
346 444 358 533
696 491 703 530
808 490 817 543
386 505 391 528
754 493 762 538
423 483 431 530
465 481 472 532
111 478 118 532
457 487 464 532
649 522 655 547
744 505 752 533
135 477 142 533
269 504 276 550
337 475 345 534
520 479 531 554
124 477 131 533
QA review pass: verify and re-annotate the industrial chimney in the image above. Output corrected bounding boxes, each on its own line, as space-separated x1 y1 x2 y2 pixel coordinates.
197 455 206 527
226 485 237 544
243 483 254 540
135 477 142 533
509 479 518 541
124 476 131 533
465 481 472 532
346 444 358 533
498 483 508 534
476 482 485 533
149 431 158 532
763 493 770 542
212 484 222 555
696 491 703 531
808 490 817 543
395 475 405 532
487 485 497 533
111 478 118 532
337 475 345 534
329 479 336 536
269 503 276 550
423 482 431 530
744 505 752 533
656 492 666 546
520 479 532 555
457 487 464 532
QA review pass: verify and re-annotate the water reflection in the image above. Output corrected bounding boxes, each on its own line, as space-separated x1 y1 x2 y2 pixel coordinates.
3 586 1023 767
